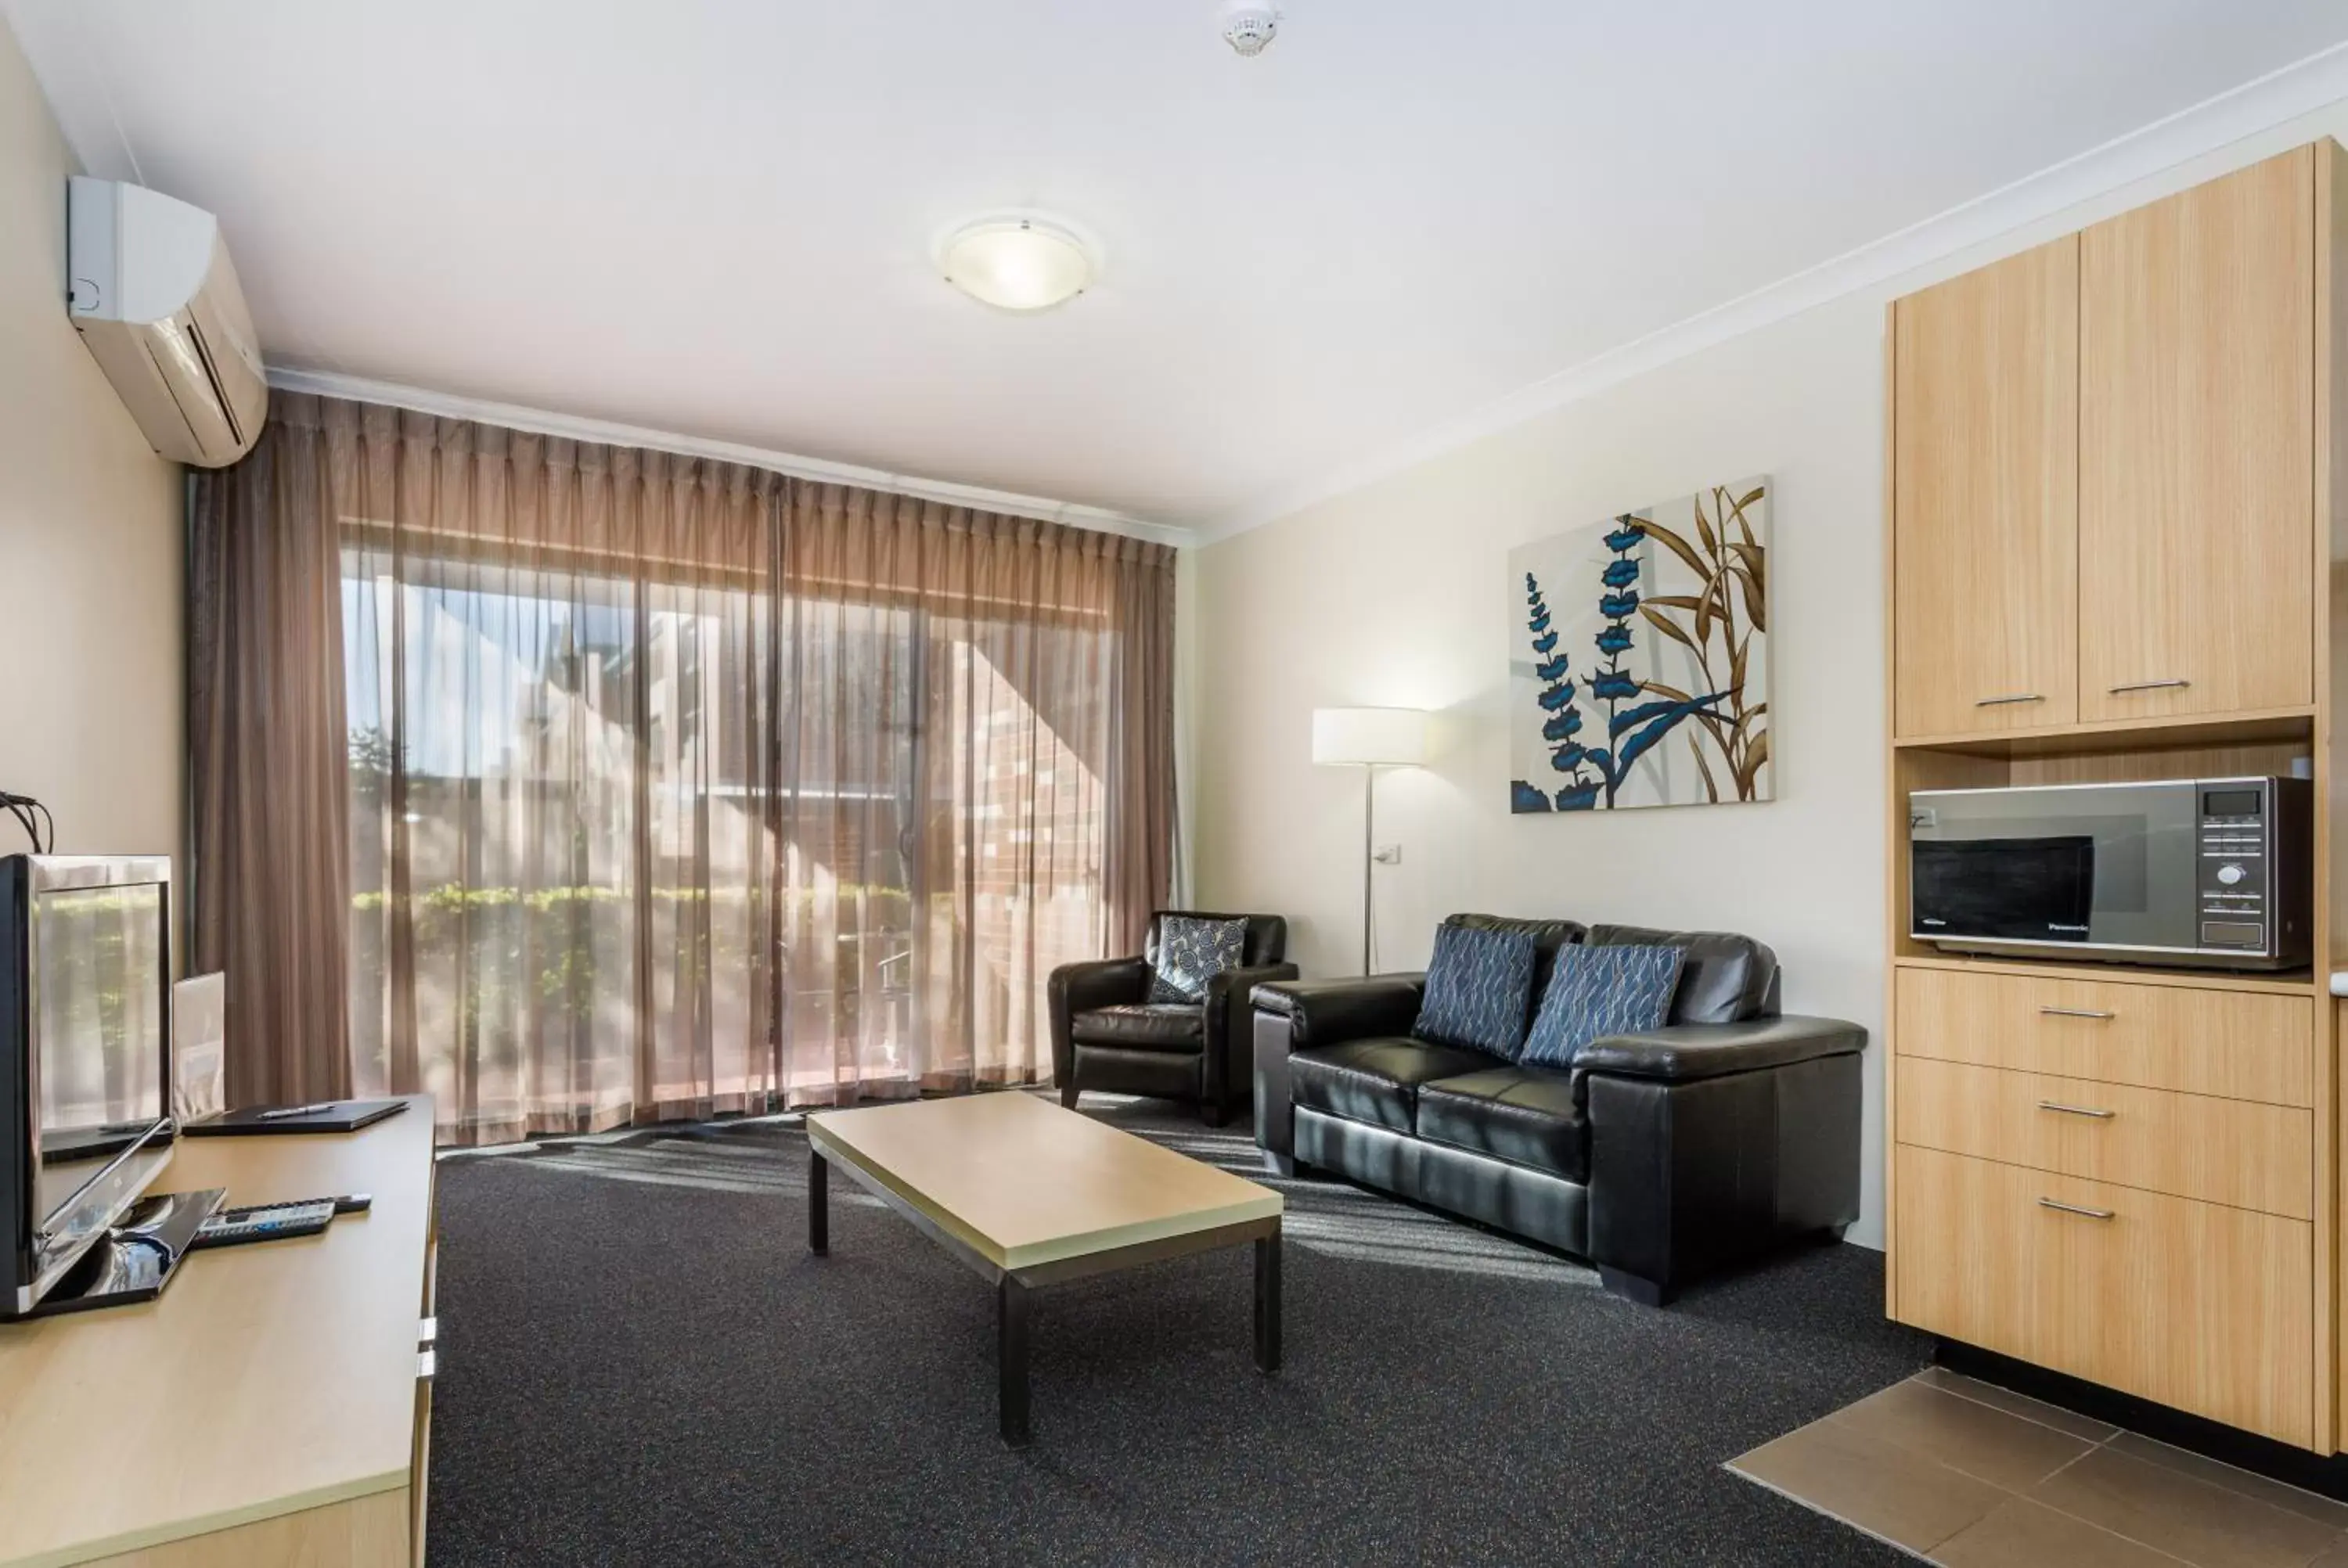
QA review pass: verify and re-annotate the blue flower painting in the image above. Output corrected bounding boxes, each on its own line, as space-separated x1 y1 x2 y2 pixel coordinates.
1507 479 1772 813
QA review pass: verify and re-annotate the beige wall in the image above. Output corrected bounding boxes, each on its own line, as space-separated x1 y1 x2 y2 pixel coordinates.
1189 104 2348 1252
0 19 183 867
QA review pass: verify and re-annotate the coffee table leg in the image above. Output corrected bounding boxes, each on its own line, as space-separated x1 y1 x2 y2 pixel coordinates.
999 1274 1032 1447
1255 1228 1281 1374
808 1148 828 1255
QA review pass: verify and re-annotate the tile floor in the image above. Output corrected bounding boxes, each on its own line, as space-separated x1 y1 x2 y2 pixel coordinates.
1729 1368 2348 1566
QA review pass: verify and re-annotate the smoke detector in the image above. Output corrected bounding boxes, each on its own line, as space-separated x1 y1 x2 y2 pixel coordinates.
1219 2 1281 56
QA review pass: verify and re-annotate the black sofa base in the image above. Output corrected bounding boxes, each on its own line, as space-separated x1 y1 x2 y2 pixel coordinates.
1291 1107 1644 1289
1288 1048 1860 1306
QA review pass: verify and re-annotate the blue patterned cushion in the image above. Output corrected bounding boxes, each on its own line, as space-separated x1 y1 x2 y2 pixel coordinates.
1147 915 1250 1004
1411 923 1538 1057
1521 943 1686 1068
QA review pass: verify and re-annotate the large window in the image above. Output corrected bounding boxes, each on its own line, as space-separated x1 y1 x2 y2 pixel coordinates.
189 400 1172 1140
342 537 1129 1142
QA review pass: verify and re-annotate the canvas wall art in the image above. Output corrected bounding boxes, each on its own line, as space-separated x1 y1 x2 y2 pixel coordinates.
1508 478 1771 813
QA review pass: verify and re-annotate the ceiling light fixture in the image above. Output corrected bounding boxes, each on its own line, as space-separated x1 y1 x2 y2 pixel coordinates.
938 214 1095 313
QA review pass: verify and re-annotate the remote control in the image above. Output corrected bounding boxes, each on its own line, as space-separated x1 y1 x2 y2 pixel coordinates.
189 1199 336 1250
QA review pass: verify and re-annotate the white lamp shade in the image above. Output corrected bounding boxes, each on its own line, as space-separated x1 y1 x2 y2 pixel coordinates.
938 215 1094 311
1312 707 1428 767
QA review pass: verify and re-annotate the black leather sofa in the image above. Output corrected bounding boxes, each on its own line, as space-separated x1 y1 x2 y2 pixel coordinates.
1251 915 1864 1304
1050 912 1296 1125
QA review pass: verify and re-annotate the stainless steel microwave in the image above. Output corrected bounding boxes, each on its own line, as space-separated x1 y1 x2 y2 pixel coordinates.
1907 776 2312 970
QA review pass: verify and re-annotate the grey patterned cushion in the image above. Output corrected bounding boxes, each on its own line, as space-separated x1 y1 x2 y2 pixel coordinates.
1147 915 1250 1004
1520 943 1685 1068
1411 922 1537 1057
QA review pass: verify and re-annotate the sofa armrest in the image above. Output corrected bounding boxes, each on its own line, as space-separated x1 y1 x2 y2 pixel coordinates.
1250 973 1427 1049
1204 962 1300 1112
1047 957 1153 1084
1250 974 1423 1172
1582 1018 1865 1301
1575 1015 1866 1085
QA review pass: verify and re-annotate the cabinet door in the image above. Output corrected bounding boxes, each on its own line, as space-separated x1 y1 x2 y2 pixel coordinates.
2079 148 2314 721
1892 236 2079 737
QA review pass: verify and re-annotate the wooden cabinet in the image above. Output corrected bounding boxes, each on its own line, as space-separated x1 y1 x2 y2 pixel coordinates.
0 1099 438 1568
1886 138 2344 1455
1892 237 2079 736
2077 147 2315 721
1890 963 2325 1446
1896 1055 2311 1218
1892 964 2314 1107
1896 1144 2313 1447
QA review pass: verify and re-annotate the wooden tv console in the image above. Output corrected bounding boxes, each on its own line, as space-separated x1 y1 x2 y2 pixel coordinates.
0 1095 438 1566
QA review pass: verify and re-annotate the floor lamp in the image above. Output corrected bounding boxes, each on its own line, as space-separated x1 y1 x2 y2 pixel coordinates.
1312 707 1428 976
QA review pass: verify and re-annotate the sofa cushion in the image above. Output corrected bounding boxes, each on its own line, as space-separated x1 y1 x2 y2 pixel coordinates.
1445 912 1587 970
1521 943 1684 1068
1147 909 1288 969
1586 923 1778 1024
1069 1003 1205 1052
1417 1067 1590 1182
1147 915 1250 1004
1412 922 1539 1057
1290 1038 1500 1133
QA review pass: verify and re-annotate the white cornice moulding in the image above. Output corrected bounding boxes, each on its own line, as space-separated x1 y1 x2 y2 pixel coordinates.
1201 36 2348 543
263 368 1193 549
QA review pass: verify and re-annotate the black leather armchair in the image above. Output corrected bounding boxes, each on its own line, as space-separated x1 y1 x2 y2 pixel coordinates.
1050 912 1295 1125
1251 916 1864 1304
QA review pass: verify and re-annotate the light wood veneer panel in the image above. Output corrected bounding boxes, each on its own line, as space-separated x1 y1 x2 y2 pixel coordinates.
1895 1145 2312 1447
1893 236 2079 737
1896 1056 2312 1218
91 1491 409 1568
2079 146 2315 721
0 1099 435 1568
1894 964 2313 1107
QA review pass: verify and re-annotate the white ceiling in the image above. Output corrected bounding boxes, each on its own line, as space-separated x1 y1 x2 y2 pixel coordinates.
11 2 2348 537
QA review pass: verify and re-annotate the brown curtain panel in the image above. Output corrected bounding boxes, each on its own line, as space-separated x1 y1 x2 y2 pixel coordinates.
190 394 1176 1144
188 407 355 1106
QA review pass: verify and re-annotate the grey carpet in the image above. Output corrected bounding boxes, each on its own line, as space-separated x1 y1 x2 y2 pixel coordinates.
425 1093 1926 1566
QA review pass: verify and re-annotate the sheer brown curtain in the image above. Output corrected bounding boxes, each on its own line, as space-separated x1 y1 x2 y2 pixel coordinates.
190 394 1176 1144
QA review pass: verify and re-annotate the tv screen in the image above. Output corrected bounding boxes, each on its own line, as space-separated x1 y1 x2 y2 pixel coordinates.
1 855 175 1315
31 879 167 1228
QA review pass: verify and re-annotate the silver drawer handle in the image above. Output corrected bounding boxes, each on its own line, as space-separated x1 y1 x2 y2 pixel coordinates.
2039 1006 2116 1020
2107 678 2191 694
2037 1100 2116 1120
1974 692 2045 707
2038 1197 2116 1221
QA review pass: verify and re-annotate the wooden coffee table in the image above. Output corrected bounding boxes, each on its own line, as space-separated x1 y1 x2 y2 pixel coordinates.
805 1091 1283 1446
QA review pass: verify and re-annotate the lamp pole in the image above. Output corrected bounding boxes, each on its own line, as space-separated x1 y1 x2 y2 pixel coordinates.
1359 764 1376 976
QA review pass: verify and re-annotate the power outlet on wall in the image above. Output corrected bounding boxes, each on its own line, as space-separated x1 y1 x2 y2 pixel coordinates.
1372 843 1403 865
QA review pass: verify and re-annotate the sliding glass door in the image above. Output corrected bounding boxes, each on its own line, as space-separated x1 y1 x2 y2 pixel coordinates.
340 539 1122 1142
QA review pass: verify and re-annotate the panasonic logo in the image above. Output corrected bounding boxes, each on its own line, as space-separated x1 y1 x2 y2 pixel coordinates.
2047 923 2091 933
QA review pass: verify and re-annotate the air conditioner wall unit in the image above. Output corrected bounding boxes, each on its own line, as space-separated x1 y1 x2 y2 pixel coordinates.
67 176 267 468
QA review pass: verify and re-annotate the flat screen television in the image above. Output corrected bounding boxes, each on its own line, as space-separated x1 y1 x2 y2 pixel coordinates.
0 854 175 1317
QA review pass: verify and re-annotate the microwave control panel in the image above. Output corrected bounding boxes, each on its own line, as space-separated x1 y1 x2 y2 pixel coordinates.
2196 783 2271 953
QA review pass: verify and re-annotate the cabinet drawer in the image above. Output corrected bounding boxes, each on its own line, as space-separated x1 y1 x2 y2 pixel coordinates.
1896 1057 2310 1218
1894 965 2312 1106
1894 1145 2311 1446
